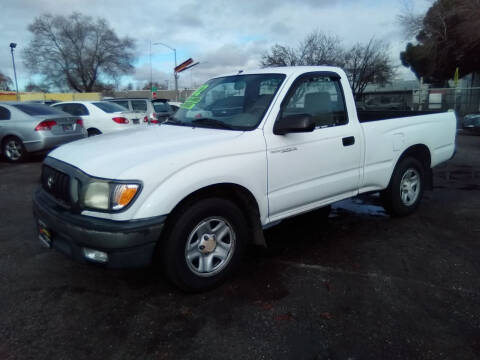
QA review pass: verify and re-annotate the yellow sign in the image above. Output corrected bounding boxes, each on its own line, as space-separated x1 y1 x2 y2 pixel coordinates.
454 67 459 87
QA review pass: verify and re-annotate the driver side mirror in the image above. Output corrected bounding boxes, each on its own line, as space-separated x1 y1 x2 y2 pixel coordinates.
273 114 315 135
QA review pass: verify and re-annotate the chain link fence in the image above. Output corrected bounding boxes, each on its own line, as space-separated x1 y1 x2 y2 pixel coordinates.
360 87 480 128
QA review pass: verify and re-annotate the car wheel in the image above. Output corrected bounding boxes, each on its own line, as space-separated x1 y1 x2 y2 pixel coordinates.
87 128 102 137
382 157 425 217
2 136 28 163
161 198 248 292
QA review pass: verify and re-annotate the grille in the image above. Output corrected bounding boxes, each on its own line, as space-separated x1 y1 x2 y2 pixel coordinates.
41 165 71 204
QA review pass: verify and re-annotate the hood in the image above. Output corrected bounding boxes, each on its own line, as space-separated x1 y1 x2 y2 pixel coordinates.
49 124 244 178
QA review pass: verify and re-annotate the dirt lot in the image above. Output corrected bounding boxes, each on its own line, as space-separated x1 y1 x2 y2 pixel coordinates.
0 133 479 360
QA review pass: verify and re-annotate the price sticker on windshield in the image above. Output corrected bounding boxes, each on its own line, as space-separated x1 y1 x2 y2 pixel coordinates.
181 84 209 110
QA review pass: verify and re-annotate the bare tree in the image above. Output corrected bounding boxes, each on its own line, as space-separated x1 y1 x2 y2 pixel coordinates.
23 13 136 92
0 72 12 91
261 31 395 98
344 39 396 99
261 31 344 67
397 0 427 40
24 82 50 92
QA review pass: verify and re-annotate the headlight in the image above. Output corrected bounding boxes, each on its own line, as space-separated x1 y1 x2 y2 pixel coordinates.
81 180 140 212
84 181 110 210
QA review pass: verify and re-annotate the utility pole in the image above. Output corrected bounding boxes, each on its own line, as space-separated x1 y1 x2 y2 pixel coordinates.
9 43 19 101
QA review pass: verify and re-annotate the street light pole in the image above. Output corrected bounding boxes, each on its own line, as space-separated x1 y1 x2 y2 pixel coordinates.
149 40 152 92
153 42 178 100
9 43 19 101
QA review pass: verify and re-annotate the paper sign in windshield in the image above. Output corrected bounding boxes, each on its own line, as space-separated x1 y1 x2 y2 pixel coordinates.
181 84 209 110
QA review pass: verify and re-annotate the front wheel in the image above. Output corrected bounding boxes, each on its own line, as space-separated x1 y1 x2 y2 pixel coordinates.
382 157 425 217
160 198 248 292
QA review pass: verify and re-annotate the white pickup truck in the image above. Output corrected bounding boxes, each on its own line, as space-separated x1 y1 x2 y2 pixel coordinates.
33 66 456 291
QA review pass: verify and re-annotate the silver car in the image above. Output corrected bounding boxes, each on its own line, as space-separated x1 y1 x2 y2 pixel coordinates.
0 102 87 163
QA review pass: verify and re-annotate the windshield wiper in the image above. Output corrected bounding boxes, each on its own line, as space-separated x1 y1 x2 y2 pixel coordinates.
191 118 235 130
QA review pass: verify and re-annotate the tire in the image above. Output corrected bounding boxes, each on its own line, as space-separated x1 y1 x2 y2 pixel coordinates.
160 198 248 292
2 136 28 163
382 157 425 217
87 128 101 137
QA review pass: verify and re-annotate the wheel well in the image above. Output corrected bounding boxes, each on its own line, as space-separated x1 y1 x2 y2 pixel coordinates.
396 144 433 189
166 183 266 247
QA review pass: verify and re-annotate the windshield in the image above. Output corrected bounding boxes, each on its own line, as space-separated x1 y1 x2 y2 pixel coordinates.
167 73 285 131
93 101 127 113
13 103 64 116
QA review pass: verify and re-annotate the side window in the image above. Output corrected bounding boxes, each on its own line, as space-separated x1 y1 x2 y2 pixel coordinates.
0 106 11 120
112 100 130 110
71 104 89 116
283 75 348 128
54 104 73 115
131 100 147 112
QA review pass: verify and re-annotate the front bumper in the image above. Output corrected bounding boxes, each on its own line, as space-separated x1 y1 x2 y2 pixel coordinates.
33 188 166 268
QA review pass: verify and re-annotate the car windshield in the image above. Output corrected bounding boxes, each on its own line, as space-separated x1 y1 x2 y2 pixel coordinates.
13 103 64 116
93 102 127 113
166 73 286 131
153 102 171 113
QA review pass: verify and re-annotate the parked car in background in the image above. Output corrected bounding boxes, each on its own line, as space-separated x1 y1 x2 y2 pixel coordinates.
462 113 480 134
51 101 145 136
0 102 86 162
108 98 174 124
167 101 182 113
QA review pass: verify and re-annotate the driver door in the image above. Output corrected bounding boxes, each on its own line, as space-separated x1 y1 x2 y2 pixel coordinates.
265 72 362 221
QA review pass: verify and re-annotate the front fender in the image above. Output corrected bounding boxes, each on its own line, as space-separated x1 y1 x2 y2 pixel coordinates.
132 150 269 224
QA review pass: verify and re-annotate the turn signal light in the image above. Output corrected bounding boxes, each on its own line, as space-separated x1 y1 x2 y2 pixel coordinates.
112 117 129 124
112 184 139 210
35 120 57 131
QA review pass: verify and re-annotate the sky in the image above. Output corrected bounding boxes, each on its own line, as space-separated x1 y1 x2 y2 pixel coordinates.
1 0 431 91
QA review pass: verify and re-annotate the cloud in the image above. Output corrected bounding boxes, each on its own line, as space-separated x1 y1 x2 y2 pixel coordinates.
1 0 433 90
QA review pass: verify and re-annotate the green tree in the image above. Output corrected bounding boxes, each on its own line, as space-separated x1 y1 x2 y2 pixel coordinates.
400 0 480 85
23 12 136 92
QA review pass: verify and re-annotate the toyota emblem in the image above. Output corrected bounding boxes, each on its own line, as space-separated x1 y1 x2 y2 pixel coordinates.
47 176 54 189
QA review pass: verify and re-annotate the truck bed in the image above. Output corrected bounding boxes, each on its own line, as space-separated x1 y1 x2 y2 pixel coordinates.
357 110 442 123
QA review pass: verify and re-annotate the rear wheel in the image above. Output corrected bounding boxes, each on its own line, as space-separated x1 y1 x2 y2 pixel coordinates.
87 128 101 137
382 157 425 216
2 136 28 163
160 198 248 292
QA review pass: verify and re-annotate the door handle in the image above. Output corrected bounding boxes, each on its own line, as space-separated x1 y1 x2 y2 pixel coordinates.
342 136 355 146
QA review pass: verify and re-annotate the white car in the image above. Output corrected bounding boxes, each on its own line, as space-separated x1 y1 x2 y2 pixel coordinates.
34 66 456 291
52 101 146 136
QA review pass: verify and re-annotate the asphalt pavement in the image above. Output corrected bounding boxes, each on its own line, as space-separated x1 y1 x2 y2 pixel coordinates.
0 133 479 360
